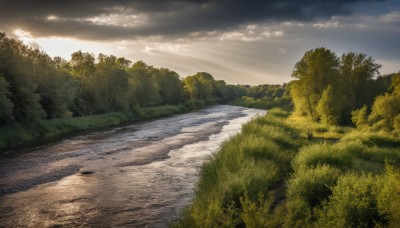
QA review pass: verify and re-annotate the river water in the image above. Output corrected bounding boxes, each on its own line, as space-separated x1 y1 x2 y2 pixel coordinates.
0 105 265 227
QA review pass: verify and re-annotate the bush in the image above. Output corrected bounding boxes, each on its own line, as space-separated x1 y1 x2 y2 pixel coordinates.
240 193 284 228
292 143 353 172
285 165 340 226
377 165 400 227
342 131 400 148
316 173 383 227
287 165 341 207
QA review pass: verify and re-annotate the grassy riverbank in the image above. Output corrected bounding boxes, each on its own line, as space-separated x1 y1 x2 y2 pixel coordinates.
0 104 187 151
230 96 292 110
175 108 400 227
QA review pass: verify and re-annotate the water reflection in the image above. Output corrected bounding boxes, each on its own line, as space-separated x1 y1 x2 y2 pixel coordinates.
0 105 265 227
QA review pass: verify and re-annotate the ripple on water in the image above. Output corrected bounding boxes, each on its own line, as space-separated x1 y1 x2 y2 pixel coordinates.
0 105 265 227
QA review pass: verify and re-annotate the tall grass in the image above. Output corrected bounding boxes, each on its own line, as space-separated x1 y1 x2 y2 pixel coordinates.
176 106 400 227
175 108 303 227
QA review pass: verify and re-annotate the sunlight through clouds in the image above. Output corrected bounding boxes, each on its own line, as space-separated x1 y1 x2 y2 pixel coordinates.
2 0 398 84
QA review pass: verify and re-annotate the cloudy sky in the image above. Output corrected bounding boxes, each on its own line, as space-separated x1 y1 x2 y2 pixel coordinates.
0 0 399 85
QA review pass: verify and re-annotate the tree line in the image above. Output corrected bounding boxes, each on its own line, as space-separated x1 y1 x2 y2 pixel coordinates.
0 33 249 126
290 47 399 133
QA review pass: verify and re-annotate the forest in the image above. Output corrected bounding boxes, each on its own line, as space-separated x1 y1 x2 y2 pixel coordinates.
0 32 244 123
0 33 290 150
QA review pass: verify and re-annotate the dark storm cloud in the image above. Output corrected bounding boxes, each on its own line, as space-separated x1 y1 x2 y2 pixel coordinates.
0 0 383 40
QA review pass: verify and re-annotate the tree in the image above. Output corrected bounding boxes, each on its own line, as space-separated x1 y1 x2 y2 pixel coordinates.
0 33 45 121
183 72 216 104
351 105 368 129
316 85 340 125
291 47 340 120
340 53 381 122
128 61 160 107
0 76 13 122
152 68 184 105
95 54 130 112
70 51 100 114
368 93 400 131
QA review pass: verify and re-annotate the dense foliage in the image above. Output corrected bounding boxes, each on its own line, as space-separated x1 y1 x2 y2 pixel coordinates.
0 33 252 127
290 47 396 127
177 47 400 227
2 33 280 150
231 84 291 109
176 108 400 227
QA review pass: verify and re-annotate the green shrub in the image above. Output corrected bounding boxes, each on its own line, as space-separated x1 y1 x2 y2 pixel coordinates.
240 192 284 228
316 173 383 227
342 131 400 148
241 136 291 165
287 165 341 207
268 108 291 118
292 143 353 172
285 165 340 226
377 165 400 227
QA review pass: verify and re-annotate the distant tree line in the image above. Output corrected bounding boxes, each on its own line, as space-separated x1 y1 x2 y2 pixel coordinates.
231 83 291 109
290 47 399 132
0 33 250 126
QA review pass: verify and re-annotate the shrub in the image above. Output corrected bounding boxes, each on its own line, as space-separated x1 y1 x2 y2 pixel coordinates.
287 165 341 208
341 131 400 148
285 165 340 226
240 193 284 228
316 173 383 227
377 165 400 227
292 143 353 172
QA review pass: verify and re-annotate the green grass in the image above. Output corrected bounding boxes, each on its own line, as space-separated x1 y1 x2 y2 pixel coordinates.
0 104 188 151
231 96 292 110
174 108 304 227
175 107 400 227
292 143 354 172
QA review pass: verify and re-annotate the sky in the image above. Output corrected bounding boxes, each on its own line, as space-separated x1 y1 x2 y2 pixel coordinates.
0 0 399 85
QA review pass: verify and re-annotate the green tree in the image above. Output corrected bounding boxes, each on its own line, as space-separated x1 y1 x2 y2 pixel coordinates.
95 54 130 112
340 53 381 122
368 93 400 131
291 47 340 120
128 61 160 107
70 51 101 114
368 73 400 131
183 72 215 104
0 33 45 121
351 105 369 129
152 68 184 105
0 76 13 122
316 85 340 125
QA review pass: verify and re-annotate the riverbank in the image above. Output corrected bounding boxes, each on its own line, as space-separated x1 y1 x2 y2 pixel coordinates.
0 104 188 152
230 96 292 110
175 108 400 227
0 105 264 227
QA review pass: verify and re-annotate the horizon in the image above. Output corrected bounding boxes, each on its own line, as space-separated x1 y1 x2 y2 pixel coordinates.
1 0 399 85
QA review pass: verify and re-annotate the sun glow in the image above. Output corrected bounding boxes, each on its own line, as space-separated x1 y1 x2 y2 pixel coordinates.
12 28 113 59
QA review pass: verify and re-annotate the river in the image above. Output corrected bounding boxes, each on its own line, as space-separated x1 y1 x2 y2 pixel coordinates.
0 105 265 227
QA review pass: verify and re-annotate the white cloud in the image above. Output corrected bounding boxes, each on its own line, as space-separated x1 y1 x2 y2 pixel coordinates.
143 43 189 54
313 21 340 29
382 11 400 22
262 30 283 38
220 31 261 42
85 13 146 27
